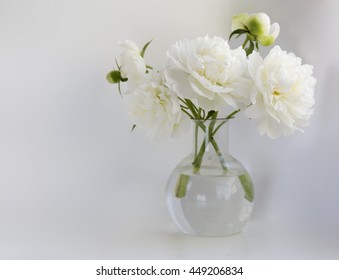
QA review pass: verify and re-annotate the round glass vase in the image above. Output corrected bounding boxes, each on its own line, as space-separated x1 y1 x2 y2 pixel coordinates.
166 119 254 236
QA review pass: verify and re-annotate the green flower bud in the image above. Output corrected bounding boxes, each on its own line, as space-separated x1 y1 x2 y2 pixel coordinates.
247 13 271 37
231 12 280 47
106 70 123 84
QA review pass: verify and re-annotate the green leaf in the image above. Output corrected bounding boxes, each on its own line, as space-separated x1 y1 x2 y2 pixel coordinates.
255 41 259 50
175 174 190 198
140 39 152 58
225 108 240 119
229 28 248 41
106 70 122 84
246 40 255 56
117 82 122 95
242 36 249 49
239 174 254 202
184 98 199 118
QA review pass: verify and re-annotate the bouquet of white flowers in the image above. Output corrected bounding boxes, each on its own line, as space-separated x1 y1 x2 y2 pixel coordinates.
106 12 316 236
107 12 315 140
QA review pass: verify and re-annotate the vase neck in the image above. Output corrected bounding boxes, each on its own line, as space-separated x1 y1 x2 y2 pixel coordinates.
192 119 229 157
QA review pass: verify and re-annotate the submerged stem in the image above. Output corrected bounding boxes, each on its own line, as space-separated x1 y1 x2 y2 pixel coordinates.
175 113 254 203
194 123 198 158
175 174 190 198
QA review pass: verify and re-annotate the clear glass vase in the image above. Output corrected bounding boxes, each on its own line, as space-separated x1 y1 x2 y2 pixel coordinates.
166 119 254 236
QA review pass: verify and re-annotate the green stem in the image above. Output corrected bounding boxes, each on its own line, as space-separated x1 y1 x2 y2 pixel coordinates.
176 105 255 202
226 109 241 120
192 137 206 173
181 108 194 119
175 174 190 198
194 122 198 158
176 105 254 202
239 174 254 202
242 36 249 49
192 109 241 171
191 112 229 173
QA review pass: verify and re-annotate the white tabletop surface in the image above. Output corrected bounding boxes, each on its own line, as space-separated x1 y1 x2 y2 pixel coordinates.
1 175 338 260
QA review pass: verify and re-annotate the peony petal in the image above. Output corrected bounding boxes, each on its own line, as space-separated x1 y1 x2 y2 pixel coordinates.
270 23 280 39
118 39 140 52
229 77 253 107
258 35 275 46
245 94 267 119
164 68 196 99
189 76 215 100
218 92 240 108
248 52 264 81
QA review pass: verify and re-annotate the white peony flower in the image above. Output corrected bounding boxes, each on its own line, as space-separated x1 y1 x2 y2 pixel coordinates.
127 71 188 140
232 13 280 46
246 46 316 138
165 36 253 111
118 40 147 93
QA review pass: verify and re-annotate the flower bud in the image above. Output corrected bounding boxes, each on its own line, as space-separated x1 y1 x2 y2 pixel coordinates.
231 12 280 46
247 13 271 37
247 13 280 46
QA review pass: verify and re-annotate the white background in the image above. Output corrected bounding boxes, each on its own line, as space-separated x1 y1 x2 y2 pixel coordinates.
1 0 338 259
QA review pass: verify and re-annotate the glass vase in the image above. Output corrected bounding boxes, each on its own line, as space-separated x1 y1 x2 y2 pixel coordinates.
166 119 254 236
